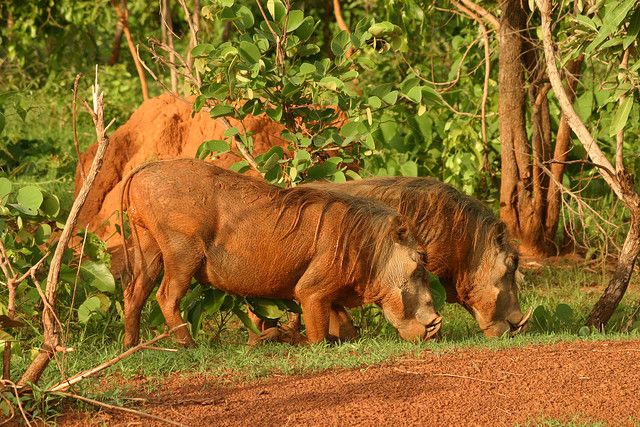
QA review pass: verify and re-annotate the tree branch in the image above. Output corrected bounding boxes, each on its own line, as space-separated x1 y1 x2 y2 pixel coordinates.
535 0 623 200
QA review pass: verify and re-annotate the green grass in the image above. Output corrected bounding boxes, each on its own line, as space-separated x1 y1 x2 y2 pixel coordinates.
8 263 640 391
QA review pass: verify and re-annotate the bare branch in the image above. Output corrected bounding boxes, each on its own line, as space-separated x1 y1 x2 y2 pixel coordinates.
615 47 630 174
459 0 500 30
535 0 623 200
217 117 262 175
177 0 201 86
112 0 149 101
18 71 111 387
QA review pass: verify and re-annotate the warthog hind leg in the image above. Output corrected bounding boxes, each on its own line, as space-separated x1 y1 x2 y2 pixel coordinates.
123 230 162 348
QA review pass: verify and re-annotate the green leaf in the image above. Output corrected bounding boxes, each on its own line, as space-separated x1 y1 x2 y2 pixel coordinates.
81 260 116 293
574 90 593 122
0 178 11 206
623 9 640 49
578 325 592 337
202 289 228 315
609 96 633 136
400 160 418 177
197 140 231 159
298 44 320 56
16 186 43 215
202 83 228 101
35 223 52 244
585 0 636 53
331 30 350 57
298 62 316 76
233 306 261 334
286 10 305 33
266 106 283 121
554 303 574 323
368 21 401 37
367 96 382 109
0 112 4 136
428 275 446 312
249 298 287 319
191 43 216 57
209 104 235 118
239 41 261 65
266 0 286 21
406 85 423 103
236 5 255 29
41 193 60 218
230 160 250 174
382 90 398 106
78 296 102 323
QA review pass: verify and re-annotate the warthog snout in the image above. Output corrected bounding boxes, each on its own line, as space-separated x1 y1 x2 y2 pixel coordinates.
398 313 442 341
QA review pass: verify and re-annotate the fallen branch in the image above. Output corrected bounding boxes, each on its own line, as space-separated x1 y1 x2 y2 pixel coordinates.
47 327 179 392
51 391 188 427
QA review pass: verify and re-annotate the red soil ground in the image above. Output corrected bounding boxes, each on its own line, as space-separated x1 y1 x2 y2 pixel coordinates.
58 339 640 426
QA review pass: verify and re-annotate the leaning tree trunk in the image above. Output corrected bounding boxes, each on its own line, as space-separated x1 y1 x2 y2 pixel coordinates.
587 212 640 328
536 0 640 327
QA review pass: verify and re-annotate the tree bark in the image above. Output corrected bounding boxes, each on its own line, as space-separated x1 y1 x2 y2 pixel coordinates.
543 56 584 245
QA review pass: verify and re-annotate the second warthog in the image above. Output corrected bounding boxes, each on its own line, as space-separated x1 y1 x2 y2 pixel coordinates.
309 176 531 337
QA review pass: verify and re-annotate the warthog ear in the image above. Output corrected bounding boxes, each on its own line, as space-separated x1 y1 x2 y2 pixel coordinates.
389 215 413 244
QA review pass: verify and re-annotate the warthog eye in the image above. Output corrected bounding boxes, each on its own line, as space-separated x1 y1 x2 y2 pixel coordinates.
505 253 518 272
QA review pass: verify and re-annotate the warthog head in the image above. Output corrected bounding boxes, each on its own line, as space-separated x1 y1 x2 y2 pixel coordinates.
377 220 442 341
460 239 532 337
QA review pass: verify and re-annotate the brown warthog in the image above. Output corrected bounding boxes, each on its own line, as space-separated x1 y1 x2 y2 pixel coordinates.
121 159 442 347
308 177 531 338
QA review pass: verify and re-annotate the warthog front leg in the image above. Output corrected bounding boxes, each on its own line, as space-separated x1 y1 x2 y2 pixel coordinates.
299 294 331 343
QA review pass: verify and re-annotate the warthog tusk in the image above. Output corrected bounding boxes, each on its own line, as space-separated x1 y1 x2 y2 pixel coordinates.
424 316 443 339
516 307 533 328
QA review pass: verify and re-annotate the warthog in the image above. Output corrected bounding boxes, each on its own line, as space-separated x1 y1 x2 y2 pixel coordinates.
308 177 531 337
120 159 442 347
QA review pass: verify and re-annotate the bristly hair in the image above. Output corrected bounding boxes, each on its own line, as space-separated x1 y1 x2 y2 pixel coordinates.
272 186 403 284
308 176 517 268
191 162 406 284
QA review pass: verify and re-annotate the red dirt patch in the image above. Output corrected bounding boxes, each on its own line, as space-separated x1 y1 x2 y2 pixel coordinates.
58 339 640 426
74 93 287 248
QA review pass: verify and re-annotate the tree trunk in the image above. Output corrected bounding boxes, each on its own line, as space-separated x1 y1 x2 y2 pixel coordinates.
498 0 548 257
107 20 124 66
498 0 583 258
